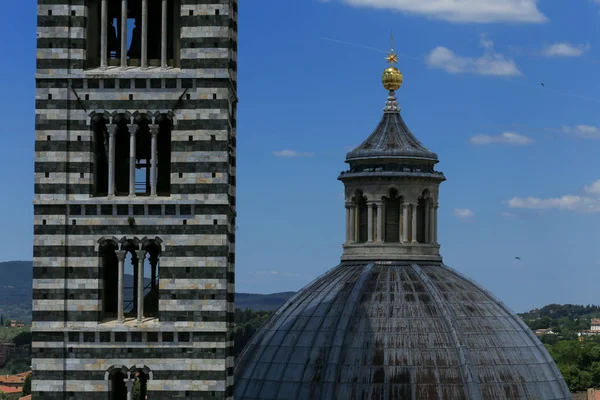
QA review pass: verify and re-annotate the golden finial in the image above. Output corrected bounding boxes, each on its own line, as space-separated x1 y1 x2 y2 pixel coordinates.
382 31 403 91
386 31 398 65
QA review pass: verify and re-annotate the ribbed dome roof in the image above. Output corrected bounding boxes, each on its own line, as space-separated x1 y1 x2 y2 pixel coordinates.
234 262 570 400
345 93 438 163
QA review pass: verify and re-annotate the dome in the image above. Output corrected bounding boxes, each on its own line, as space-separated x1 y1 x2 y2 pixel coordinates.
234 262 571 399
235 40 569 400
344 103 439 163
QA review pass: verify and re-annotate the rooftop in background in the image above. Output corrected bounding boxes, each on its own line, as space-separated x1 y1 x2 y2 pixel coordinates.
0 385 23 394
0 371 31 387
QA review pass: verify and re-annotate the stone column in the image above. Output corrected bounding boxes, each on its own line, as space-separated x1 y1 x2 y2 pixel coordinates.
115 250 127 321
128 125 137 197
376 202 383 243
411 204 418 243
402 203 409 243
120 0 128 69
136 250 146 321
150 127 158 197
107 126 116 197
429 204 435 244
125 373 134 400
349 203 355 243
161 0 168 68
141 0 148 68
345 203 352 243
424 200 430 244
100 0 108 69
367 202 374 242
433 206 439 244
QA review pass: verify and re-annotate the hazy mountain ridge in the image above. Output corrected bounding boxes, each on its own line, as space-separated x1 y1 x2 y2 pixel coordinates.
0 261 295 321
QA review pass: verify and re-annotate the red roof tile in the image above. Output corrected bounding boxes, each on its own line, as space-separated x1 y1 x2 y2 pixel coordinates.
0 385 23 394
0 371 31 385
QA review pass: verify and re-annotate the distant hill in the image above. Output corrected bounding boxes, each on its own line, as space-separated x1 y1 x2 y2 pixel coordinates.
0 261 33 289
0 261 295 321
0 261 33 321
236 292 295 311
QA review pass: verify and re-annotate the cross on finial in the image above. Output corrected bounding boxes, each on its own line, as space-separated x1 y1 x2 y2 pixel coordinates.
386 30 398 65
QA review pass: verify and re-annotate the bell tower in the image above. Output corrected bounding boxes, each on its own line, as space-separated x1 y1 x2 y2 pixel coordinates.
32 0 238 398
339 43 445 262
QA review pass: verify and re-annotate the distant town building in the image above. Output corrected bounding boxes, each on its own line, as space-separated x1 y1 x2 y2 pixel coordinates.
0 371 30 389
8 321 25 328
0 385 22 396
535 328 555 336
586 388 600 400
576 319 600 337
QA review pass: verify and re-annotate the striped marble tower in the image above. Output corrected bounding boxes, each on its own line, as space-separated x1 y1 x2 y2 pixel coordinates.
33 0 238 399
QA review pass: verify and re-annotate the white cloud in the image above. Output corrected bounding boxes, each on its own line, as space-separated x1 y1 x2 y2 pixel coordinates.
255 270 280 275
254 270 302 278
584 181 600 195
562 125 600 139
470 132 534 145
540 42 590 57
507 179 600 213
426 35 522 77
453 208 475 219
501 211 516 218
273 149 316 158
339 0 547 23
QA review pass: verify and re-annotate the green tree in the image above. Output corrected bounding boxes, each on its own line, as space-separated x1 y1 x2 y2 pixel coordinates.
590 361 600 387
540 333 559 346
12 331 32 347
22 373 32 395
132 377 141 400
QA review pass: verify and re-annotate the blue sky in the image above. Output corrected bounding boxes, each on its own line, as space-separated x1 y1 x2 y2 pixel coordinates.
1 0 600 312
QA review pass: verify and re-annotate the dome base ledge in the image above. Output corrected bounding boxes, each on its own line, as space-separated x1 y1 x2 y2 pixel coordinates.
341 243 442 262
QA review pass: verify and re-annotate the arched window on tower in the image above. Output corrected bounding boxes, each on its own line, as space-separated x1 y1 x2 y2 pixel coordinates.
385 189 401 243
144 241 161 318
417 190 430 243
133 369 149 399
100 241 119 319
91 116 109 196
113 116 131 196
134 116 152 196
86 0 181 69
357 195 368 243
156 115 172 196
122 240 138 319
109 369 127 400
